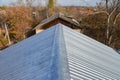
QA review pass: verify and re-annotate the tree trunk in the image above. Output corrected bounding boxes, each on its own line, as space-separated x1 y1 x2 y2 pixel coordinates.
4 22 11 45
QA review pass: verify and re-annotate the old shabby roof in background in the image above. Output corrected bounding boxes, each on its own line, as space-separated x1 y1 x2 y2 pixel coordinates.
33 13 83 30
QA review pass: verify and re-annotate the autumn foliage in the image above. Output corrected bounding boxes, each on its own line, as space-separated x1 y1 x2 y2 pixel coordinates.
0 1 120 49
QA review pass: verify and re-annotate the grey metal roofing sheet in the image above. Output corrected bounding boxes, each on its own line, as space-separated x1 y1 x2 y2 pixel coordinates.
0 25 70 80
0 23 120 80
62 26 120 79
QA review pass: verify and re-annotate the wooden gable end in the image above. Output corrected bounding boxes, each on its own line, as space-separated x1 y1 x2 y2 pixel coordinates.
36 18 82 34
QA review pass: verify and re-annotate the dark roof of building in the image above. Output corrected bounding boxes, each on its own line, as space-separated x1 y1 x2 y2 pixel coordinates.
0 24 120 80
33 13 83 30
117 49 120 54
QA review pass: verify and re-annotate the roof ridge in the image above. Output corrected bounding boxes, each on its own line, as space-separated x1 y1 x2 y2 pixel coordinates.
57 24 71 80
46 24 70 80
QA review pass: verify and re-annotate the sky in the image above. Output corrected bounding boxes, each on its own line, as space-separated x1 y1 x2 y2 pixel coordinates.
0 0 101 6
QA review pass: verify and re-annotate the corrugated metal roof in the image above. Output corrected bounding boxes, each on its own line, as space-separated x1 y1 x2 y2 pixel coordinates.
62 26 120 79
0 25 70 80
0 24 120 80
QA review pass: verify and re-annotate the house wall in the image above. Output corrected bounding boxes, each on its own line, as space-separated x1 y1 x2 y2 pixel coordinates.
36 29 44 33
74 29 82 33
35 18 83 34
39 19 60 29
36 28 83 34
59 19 78 29
25 18 84 38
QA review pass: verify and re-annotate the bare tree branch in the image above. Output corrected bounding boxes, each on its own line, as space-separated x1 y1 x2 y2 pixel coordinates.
88 11 109 16
114 12 120 24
